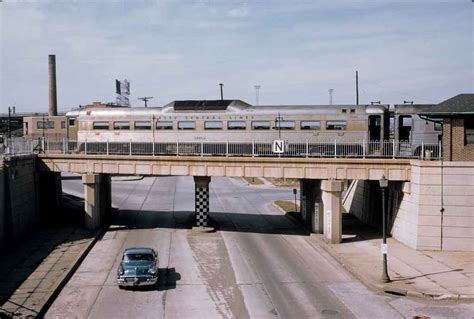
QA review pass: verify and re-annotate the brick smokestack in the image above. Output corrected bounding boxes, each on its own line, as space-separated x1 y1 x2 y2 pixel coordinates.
48 54 58 116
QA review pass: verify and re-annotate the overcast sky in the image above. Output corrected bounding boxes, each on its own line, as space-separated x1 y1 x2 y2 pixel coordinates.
1 0 473 113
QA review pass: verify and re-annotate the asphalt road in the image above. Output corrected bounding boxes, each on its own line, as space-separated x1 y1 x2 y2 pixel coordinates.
46 176 472 318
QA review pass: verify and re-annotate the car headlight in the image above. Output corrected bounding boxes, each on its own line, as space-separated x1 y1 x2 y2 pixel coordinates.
148 268 156 275
118 266 124 276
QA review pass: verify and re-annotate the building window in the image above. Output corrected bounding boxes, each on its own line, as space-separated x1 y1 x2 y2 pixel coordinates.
134 121 151 130
93 121 109 130
114 121 130 130
228 121 246 130
274 120 295 130
156 121 173 130
301 121 321 130
37 121 55 129
69 118 75 126
204 121 223 130
465 118 474 145
434 122 442 131
178 121 195 130
251 121 270 130
326 120 347 130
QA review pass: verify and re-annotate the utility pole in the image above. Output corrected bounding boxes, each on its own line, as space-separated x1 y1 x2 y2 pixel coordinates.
219 83 224 100
328 89 334 105
7 106 11 139
356 70 359 105
138 96 153 107
254 85 261 106
275 112 282 139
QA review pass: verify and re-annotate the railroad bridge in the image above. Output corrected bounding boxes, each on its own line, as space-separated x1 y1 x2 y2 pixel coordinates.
37 153 413 242
2 151 472 251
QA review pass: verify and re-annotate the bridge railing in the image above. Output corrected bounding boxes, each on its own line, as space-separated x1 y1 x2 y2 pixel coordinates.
2 137 443 160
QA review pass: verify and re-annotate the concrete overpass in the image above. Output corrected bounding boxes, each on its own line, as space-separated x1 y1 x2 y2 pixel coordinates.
34 153 411 242
3 153 473 251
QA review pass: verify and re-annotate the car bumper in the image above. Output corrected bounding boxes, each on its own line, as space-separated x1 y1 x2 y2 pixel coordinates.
117 276 157 287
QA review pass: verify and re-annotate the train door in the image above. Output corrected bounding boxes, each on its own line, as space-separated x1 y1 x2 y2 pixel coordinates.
368 115 381 141
398 116 412 141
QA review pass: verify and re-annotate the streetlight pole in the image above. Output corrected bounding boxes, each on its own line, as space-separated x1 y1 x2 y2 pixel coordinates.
379 175 391 283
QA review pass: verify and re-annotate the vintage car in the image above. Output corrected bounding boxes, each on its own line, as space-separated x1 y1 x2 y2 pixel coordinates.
117 247 159 288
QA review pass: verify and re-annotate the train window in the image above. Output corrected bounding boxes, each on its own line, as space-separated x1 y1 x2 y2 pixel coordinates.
326 121 347 130
114 121 130 130
402 117 412 127
37 121 55 129
93 121 109 130
204 121 223 130
61 121 66 129
350 109 356 113
178 121 195 130
134 121 151 130
69 119 76 126
156 121 173 130
228 121 246 130
251 121 270 130
274 120 295 130
301 121 321 130
465 118 474 145
342 109 347 113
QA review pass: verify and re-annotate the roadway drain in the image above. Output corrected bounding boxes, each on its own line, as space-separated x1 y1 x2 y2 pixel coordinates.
321 309 339 315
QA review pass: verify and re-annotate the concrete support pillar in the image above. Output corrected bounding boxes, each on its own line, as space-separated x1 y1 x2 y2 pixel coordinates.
193 176 211 227
82 173 110 230
300 179 323 233
321 180 344 244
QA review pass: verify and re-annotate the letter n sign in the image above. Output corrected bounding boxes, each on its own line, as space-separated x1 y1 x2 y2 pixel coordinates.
272 140 285 153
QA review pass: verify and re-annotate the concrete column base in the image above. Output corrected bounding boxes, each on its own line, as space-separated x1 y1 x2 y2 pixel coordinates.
321 180 344 244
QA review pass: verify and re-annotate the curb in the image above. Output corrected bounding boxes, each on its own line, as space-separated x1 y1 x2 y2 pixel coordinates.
273 202 474 301
37 228 104 317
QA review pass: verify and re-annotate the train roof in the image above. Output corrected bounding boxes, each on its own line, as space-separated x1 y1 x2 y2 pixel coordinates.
393 104 435 115
69 101 388 118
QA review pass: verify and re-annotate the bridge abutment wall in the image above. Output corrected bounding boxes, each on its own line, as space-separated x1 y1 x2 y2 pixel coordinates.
344 161 474 252
0 156 62 247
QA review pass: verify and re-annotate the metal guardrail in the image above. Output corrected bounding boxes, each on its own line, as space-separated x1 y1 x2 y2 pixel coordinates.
2 137 443 160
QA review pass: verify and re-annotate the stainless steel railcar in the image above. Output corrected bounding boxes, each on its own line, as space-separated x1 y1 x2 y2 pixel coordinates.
68 99 389 143
392 104 442 157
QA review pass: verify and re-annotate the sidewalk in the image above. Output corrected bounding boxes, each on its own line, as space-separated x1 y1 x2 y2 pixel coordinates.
306 214 474 300
0 196 101 318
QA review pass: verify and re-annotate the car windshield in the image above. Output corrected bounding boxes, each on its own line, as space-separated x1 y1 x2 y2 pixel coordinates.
123 253 154 262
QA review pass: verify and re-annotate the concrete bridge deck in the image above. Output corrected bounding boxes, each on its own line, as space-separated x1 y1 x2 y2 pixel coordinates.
37 154 412 181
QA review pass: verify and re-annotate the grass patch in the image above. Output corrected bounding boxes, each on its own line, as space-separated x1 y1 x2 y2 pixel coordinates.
243 177 264 185
266 177 300 187
275 200 300 213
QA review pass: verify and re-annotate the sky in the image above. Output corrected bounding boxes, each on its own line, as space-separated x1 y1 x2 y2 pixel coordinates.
0 0 473 113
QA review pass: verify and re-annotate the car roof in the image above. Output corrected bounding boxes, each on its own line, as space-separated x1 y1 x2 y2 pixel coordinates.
123 247 155 255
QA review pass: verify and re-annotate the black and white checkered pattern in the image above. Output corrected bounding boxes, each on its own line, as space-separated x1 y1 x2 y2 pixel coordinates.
195 186 209 227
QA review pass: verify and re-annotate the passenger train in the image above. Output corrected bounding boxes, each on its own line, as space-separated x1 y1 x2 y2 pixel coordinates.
65 100 441 157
